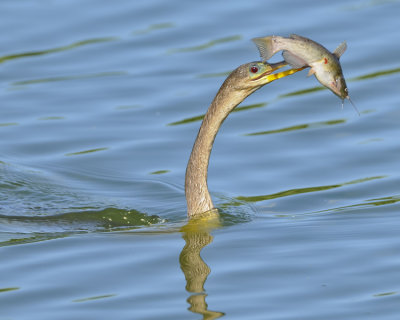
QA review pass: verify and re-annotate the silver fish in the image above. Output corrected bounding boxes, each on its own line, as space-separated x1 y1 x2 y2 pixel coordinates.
253 34 359 114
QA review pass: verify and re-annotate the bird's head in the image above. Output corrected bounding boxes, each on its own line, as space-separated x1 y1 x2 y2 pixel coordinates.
229 61 305 94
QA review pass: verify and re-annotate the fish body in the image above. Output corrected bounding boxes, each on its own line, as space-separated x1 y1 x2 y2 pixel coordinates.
252 34 352 105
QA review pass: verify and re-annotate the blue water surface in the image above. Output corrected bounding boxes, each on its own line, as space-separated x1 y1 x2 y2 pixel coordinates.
1 0 400 319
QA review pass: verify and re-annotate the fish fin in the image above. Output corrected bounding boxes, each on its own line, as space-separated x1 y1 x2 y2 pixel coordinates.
333 41 347 59
252 36 275 61
282 50 308 68
289 34 310 41
307 68 316 77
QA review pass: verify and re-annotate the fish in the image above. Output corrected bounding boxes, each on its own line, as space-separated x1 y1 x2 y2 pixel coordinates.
252 34 359 115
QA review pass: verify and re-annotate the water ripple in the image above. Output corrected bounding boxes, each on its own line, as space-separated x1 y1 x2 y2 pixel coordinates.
132 22 174 35
246 119 346 136
235 175 386 203
0 37 117 64
12 72 126 86
65 147 109 157
168 35 241 53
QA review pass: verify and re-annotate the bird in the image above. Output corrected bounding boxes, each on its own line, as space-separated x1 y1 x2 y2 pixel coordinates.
185 60 304 218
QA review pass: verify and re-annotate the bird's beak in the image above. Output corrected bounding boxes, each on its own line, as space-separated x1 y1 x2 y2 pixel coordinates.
261 61 306 84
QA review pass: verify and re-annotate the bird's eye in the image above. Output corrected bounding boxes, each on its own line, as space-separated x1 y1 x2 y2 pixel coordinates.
250 66 259 73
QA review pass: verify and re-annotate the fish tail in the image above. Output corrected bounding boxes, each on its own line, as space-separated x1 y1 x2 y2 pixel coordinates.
252 36 276 61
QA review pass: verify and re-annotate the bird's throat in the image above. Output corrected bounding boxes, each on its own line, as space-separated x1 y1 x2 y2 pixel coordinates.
185 81 250 217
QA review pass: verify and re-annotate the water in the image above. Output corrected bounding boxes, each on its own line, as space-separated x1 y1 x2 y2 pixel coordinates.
1 0 400 319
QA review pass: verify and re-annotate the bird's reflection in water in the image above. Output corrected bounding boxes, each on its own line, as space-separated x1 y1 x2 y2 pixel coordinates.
179 209 225 319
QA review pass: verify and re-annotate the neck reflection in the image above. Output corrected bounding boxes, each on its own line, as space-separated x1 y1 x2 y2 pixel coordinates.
179 210 225 319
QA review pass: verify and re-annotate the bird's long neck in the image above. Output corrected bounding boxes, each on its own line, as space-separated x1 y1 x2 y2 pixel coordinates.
185 80 250 217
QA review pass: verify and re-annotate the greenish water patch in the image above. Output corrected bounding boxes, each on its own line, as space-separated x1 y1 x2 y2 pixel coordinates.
316 194 400 214
0 208 164 236
13 72 125 86
73 294 116 303
46 208 161 228
0 287 19 293
367 195 400 206
169 114 204 126
168 103 266 126
234 103 267 113
150 170 170 175
115 104 142 110
65 147 108 156
0 233 70 247
216 197 254 226
168 35 241 53
279 86 325 98
132 22 174 35
246 119 345 136
359 138 384 144
197 71 232 78
235 176 385 204
38 116 65 121
0 122 18 127
374 291 397 297
0 37 117 64
351 66 400 81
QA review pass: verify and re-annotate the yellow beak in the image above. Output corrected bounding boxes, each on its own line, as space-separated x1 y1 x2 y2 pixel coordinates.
264 61 306 83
